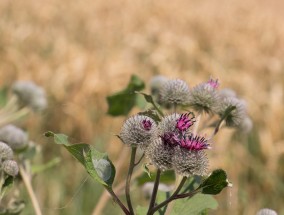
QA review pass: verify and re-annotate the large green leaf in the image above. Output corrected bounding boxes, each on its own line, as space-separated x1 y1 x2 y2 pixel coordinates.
171 193 218 215
199 169 231 195
45 131 115 187
106 75 145 116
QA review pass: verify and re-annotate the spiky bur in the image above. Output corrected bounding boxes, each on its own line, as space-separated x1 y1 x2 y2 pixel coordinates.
150 75 168 96
146 138 175 171
159 79 190 106
12 80 47 111
173 134 209 177
176 112 195 132
2 160 19 177
0 125 28 151
187 78 220 113
119 115 157 149
218 97 247 127
0 141 13 161
256 208 278 215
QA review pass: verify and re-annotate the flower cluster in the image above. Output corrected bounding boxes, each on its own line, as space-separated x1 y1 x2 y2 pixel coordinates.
0 141 19 177
146 113 209 176
119 76 253 178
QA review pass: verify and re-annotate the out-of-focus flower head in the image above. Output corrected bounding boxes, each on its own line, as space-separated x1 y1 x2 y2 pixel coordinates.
0 125 28 151
12 81 47 111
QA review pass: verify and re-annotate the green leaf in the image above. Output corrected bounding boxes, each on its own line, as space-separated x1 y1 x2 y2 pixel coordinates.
84 147 116 187
136 206 148 215
0 176 14 199
172 193 218 215
137 170 175 186
199 169 231 195
106 75 145 116
45 131 116 187
0 86 8 107
142 163 151 178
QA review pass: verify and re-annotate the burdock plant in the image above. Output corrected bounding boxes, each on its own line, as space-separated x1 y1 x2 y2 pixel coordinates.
46 75 253 215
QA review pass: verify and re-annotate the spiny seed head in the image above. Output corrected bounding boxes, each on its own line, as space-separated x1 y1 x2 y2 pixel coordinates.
256 208 278 215
0 125 28 150
176 112 195 132
146 138 175 171
150 75 168 96
0 141 13 161
187 81 220 113
2 160 19 177
12 81 47 111
119 115 157 148
158 114 181 135
178 134 210 151
160 79 190 105
173 146 208 177
218 97 247 127
239 116 253 133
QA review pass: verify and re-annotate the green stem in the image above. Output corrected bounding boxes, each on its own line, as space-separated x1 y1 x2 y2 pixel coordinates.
147 169 161 215
105 186 130 215
125 147 137 215
149 176 188 214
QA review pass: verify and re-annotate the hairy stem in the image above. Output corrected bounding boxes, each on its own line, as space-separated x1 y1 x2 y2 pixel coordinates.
149 176 188 214
147 169 161 215
19 165 42 215
125 147 137 215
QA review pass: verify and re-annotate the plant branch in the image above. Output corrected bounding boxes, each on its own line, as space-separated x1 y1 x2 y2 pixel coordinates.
105 186 130 215
147 169 161 215
19 165 42 215
149 176 188 215
125 147 137 215
134 153 144 166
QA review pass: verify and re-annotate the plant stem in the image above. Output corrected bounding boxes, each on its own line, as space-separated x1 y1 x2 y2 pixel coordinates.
0 107 30 127
105 186 130 215
149 176 188 215
147 169 161 215
134 153 144 166
125 147 137 215
19 165 42 215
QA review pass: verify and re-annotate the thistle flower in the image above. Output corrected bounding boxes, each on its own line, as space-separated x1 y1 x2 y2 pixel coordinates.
207 78 220 89
146 138 175 171
160 79 190 105
0 125 28 151
218 97 247 127
178 134 210 151
158 114 181 135
119 115 157 148
187 78 220 113
0 141 13 161
176 112 195 132
256 208 278 215
2 160 19 177
12 81 47 111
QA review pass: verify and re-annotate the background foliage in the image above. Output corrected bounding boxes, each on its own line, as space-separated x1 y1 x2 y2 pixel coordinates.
0 0 284 214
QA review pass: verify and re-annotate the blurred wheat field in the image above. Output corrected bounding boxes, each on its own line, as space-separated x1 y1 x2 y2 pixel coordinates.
0 0 284 214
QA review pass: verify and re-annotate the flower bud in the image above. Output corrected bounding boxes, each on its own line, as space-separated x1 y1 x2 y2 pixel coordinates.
160 79 190 105
187 79 220 113
119 115 157 149
2 160 19 177
0 125 28 150
256 208 278 215
12 81 47 111
0 141 13 161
